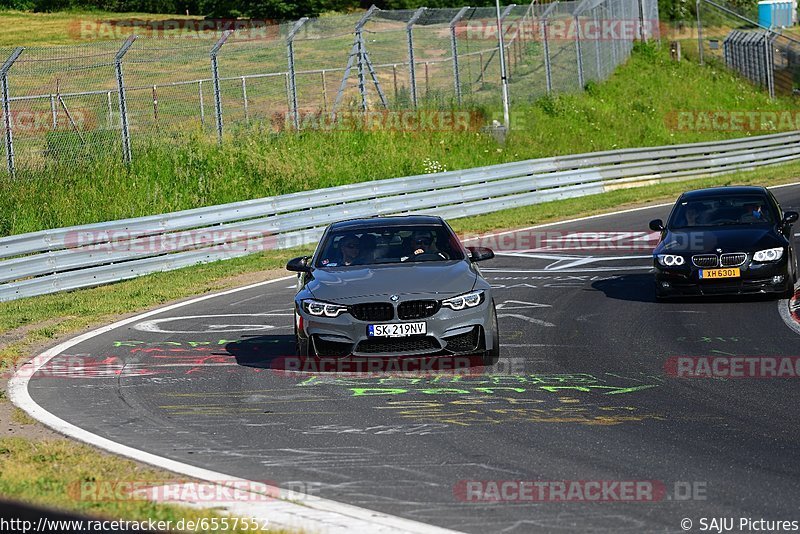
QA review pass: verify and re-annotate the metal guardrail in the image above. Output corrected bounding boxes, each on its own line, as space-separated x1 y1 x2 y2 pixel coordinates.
1 130 799 302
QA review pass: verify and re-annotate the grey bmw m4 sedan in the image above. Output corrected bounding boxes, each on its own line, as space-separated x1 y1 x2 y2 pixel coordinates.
286 215 500 366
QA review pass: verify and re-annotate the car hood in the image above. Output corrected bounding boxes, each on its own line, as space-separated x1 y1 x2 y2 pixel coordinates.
307 261 478 303
655 226 785 254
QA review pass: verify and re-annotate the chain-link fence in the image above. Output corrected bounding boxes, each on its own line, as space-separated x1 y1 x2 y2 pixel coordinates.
664 0 800 99
0 0 658 176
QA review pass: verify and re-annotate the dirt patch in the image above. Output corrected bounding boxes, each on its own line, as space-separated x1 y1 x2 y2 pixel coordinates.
0 317 71 349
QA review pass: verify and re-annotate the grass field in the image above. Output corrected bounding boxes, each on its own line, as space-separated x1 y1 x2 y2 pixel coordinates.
2 41 797 236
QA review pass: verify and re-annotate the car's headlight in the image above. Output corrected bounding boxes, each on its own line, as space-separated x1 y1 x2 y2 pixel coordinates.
753 247 784 262
657 254 685 267
301 299 348 317
441 290 484 310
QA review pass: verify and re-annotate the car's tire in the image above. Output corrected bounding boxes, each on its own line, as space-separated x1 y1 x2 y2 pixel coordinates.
294 315 310 357
482 303 500 367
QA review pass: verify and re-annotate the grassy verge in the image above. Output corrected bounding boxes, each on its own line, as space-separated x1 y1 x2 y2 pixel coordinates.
0 438 288 533
2 42 797 235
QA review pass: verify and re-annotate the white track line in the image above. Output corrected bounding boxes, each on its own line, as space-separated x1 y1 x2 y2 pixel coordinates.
9 276 461 534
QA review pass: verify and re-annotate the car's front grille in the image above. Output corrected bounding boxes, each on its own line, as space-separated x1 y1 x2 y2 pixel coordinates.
349 303 394 321
444 327 481 353
356 336 440 354
720 253 747 267
398 300 440 320
692 254 719 268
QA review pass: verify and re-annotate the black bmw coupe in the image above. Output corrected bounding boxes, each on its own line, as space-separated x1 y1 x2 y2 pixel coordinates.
650 186 798 299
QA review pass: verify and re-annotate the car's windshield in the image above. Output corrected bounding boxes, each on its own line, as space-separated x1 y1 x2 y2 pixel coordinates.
315 225 464 267
669 195 775 229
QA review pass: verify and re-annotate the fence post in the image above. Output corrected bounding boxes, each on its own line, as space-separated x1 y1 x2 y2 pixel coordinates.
1 47 23 177
106 91 113 128
198 80 205 126
241 77 249 123
593 9 602 79
50 94 57 129
497 4 515 130
540 7 554 94
696 0 704 65
210 30 232 145
638 0 646 41
407 7 427 108
287 17 309 130
114 36 135 165
357 7 378 111
450 6 470 105
764 31 775 99
574 14 584 87
609 0 618 66
333 7 378 113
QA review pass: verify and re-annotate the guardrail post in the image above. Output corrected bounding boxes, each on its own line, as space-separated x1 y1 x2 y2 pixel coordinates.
114 36 135 165
407 7 426 108
210 30 232 145
1 47 23 177
287 17 308 130
450 7 470 105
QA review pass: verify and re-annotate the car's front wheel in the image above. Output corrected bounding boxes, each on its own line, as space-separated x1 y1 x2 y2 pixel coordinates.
294 314 310 357
482 303 500 367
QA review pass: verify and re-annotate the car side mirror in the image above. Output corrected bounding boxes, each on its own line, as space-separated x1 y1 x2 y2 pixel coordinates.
286 256 312 273
783 211 799 225
467 246 494 262
649 219 664 231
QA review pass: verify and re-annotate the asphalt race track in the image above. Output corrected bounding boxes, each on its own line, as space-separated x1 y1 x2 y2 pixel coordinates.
22 185 800 533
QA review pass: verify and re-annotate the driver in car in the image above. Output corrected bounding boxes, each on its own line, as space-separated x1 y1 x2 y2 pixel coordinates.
401 230 449 261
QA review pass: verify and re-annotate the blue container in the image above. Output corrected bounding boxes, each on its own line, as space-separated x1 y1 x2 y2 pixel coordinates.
759 0 776 27
759 0 793 27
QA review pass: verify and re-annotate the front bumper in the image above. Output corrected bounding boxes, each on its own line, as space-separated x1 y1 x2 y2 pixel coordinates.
296 297 494 357
653 257 791 296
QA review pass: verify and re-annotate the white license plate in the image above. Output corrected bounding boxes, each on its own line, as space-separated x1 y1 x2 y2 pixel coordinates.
368 322 427 337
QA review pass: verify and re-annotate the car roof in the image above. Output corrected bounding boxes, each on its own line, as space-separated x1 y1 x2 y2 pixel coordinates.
680 186 769 200
328 215 445 231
